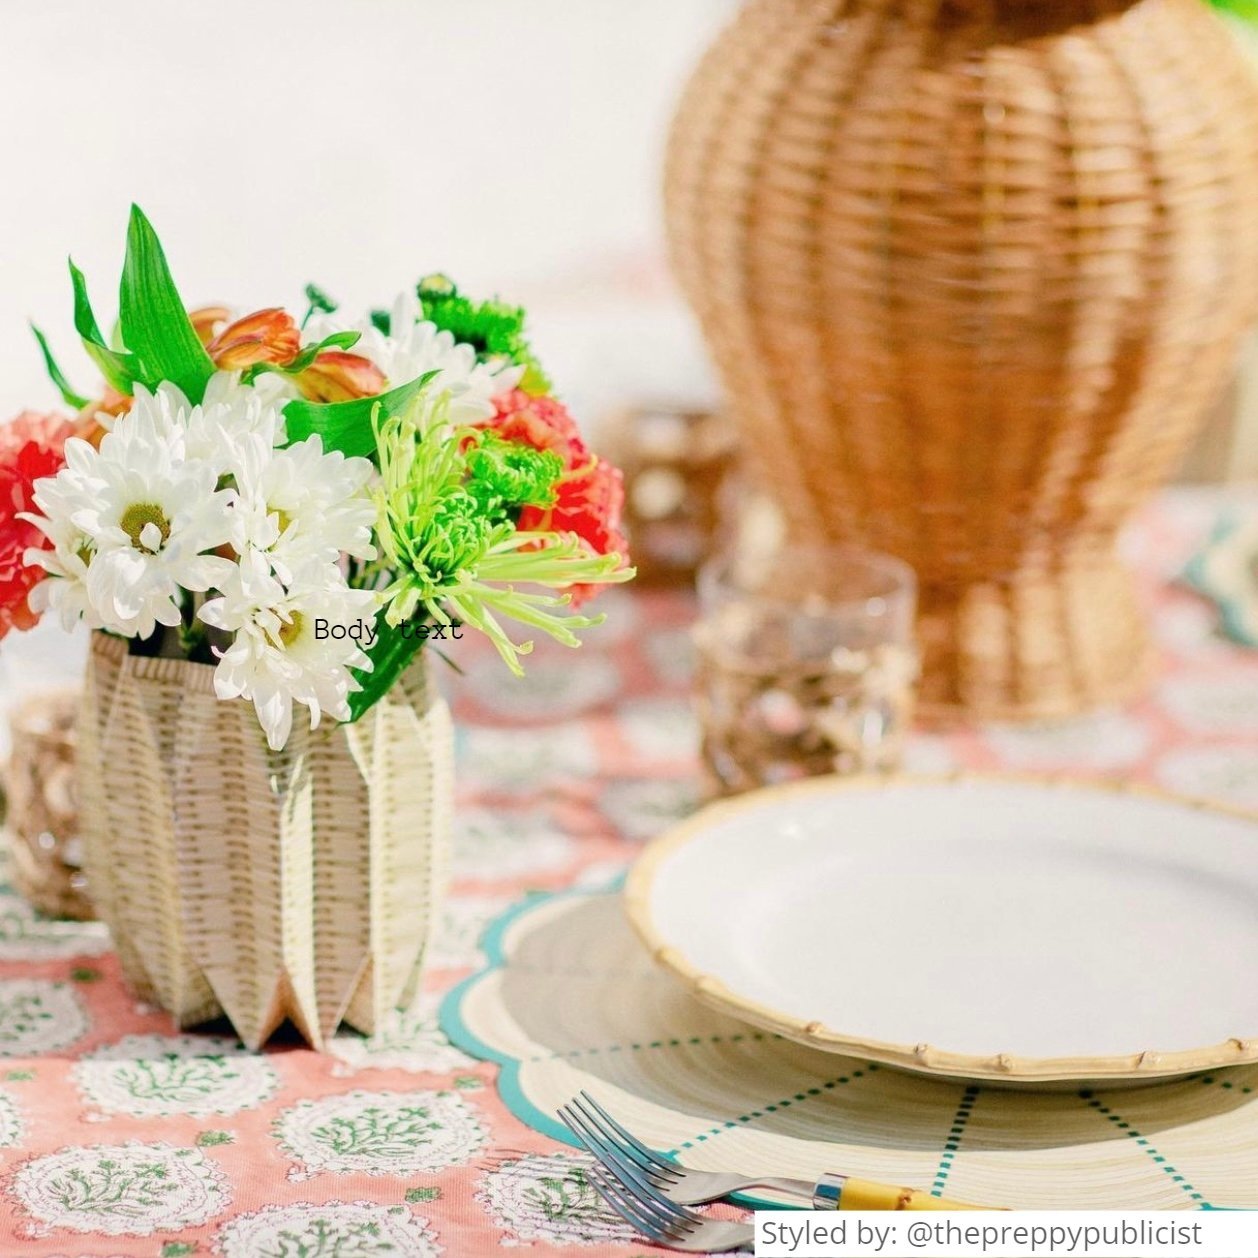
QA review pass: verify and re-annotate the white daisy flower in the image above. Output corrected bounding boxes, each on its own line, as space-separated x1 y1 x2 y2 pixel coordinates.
22 479 101 631
186 372 289 466
226 431 377 574
24 388 235 639
307 291 521 423
199 550 378 750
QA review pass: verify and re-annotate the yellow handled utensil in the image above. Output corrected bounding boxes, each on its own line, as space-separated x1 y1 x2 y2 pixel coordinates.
816 1173 1000 1211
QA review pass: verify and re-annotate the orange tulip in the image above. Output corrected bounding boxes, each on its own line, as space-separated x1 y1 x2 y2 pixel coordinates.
206 308 301 370
293 351 386 403
188 305 231 347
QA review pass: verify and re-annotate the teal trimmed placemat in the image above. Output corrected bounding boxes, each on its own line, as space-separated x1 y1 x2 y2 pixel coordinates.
441 888 1258 1210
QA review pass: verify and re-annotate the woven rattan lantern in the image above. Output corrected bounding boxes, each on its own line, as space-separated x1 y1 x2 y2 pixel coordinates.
666 0 1258 720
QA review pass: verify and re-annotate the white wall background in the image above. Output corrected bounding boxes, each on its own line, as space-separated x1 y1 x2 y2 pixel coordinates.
1 0 732 424
0 0 733 715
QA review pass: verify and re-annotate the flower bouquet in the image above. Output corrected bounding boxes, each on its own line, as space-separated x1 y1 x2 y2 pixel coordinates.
3 206 631 1047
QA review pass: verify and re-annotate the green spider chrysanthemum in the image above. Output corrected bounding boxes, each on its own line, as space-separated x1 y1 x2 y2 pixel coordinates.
372 397 630 675
464 431 563 519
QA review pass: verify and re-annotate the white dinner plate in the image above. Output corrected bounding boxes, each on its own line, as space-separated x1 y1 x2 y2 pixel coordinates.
625 775 1258 1083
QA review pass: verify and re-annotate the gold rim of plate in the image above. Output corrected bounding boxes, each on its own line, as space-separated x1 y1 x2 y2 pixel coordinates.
624 772 1258 1084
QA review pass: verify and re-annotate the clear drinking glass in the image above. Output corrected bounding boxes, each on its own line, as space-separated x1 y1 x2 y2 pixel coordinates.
693 546 918 796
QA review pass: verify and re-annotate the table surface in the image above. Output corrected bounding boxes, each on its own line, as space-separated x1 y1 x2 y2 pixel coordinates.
1 490 1256 1257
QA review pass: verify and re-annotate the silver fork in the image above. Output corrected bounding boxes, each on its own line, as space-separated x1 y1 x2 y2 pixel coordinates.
585 1161 755 1253
566 1090 816 1206
573 1141 756 1253
563 1091 998 1214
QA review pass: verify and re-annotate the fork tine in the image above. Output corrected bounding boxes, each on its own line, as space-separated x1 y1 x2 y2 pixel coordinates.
558 1104 662 1202
578 1090 680 1178
588 1166 693 1242
564 1118 704 1238
585 1166 670 1241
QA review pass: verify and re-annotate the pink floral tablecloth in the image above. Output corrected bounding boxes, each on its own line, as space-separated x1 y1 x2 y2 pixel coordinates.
0 490 1255 1257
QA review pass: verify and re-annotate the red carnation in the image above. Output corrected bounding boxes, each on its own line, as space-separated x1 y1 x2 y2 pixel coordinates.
0 412 73 640
482 390 629 606
519 456 629 607
480 390 586 464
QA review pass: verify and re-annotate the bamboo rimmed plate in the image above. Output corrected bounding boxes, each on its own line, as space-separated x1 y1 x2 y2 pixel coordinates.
625 775 1258 1085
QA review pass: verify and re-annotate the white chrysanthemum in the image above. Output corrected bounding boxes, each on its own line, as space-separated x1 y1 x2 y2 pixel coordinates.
24 389 234 639
199 551 378 750
226 430 376 574
22 475 100 631
308 291 521 423
186 372 289 464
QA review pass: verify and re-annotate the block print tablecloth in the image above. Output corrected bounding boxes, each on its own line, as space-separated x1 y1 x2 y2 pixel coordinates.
0 490 1256 1257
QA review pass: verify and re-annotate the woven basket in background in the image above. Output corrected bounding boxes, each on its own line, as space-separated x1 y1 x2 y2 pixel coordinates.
4 689 92 920
76 632 453 1051
666 0 1258 720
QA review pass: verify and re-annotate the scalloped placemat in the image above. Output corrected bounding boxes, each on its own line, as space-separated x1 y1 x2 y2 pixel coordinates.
441 889 1258 1210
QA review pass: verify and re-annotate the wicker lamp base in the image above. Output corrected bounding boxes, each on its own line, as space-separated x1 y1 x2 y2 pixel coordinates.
917 556 1152 722
664 0 1258 723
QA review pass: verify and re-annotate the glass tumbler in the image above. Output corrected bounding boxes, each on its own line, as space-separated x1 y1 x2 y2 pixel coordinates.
693 546 918 796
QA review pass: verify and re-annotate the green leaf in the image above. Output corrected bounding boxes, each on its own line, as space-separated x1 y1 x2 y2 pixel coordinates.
285 329 361 371
346 613 425 722
119 205 215 404
244 329 362 383
70 259 138 395
282 372 435 459
30 324 89 409
370 308 391 335
315 329 360 352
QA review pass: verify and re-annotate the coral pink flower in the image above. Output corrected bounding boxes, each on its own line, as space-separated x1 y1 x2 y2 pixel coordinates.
0 412 74 639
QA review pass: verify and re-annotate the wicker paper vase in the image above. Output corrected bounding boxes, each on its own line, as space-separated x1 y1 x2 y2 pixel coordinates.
76 631 453 1050
666 0 1258 720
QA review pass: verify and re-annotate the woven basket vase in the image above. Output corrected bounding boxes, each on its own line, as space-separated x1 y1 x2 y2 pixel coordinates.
76 631 453 1051
665 0 1258 720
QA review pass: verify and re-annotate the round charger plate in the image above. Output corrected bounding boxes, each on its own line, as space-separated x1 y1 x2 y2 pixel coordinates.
625 775 1258 1085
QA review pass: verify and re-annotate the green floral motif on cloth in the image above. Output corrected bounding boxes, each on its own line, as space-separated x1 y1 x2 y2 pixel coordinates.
0 979 88 1056
11 1142 230 1236
214 1200 438 1258
312 1104 442 1158
75 1035 280 1117
274 1090 487 1180
476 1152 636 1247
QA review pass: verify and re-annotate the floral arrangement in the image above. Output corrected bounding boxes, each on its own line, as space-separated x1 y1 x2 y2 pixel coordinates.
2 207 631 749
